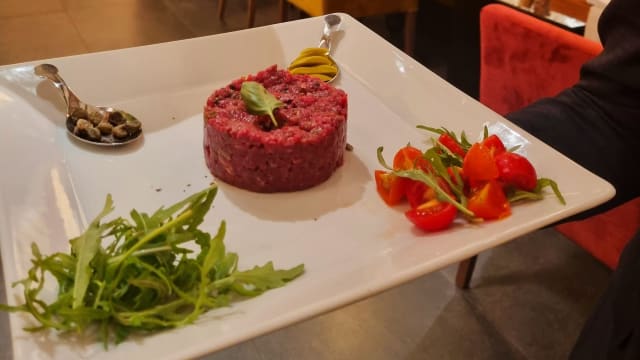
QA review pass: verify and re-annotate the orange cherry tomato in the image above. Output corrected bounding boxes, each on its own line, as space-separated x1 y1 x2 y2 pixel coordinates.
393 145 423 170
467 180 511 220
392 145 432 174
374 170 409 206
463 143 499 182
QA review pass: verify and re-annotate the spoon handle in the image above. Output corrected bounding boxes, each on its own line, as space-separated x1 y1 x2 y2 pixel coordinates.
318 14 342 53
34 64 84 114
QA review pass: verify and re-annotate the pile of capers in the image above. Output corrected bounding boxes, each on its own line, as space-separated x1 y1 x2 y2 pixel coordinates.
69 108 141 143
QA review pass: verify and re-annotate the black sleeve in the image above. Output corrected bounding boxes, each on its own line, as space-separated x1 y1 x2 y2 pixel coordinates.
505 0 640 218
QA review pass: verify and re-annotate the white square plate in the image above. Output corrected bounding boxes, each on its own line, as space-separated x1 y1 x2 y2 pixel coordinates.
0 14 614 360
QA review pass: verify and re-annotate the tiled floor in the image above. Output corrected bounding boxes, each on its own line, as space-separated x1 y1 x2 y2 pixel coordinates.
0 1 612 359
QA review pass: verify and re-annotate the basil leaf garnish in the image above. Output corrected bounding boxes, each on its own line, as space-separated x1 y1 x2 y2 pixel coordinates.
240 81 284 128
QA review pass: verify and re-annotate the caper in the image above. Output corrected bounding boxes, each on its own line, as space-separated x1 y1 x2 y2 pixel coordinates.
125 118 142 132
109 111 125 126
86 127 101 141
97 121 113 135
88 111 106 126
67 115 79 126
73 118 92 136
74 118 103 142
112 124 129 139
70 108 88 120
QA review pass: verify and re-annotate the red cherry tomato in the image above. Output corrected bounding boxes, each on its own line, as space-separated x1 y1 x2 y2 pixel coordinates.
374 170 409 206
494 152 538 191
405 177 452 209
405 201 457 232
463 143 499 182
481 134 506 156
467 180 511 220
406 181 434 209
438 134 466 157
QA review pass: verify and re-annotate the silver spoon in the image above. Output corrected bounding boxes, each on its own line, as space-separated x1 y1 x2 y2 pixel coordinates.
289 14 342 83
34 63 142 146
319 13 342 53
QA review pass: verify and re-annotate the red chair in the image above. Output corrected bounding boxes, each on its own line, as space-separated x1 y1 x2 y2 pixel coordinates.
456 3 640 288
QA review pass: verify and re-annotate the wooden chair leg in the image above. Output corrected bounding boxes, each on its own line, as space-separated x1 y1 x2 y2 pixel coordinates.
217 0 226 20
279 0 288 22
247 0 256 27
455 255 478 289
403 10 417 56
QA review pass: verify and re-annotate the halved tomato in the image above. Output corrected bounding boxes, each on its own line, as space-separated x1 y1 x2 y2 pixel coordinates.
406 181 434 209
467 180 511 220
374 170 408 206
463 143 499 182
406 177 453 209
393 145 424 170
405 201 457 232
481 134 506 156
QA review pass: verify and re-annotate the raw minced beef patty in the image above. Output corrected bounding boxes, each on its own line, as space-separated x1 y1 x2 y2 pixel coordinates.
203 65 348 193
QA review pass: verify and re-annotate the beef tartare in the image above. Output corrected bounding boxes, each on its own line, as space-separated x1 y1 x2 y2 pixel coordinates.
203 65 348 193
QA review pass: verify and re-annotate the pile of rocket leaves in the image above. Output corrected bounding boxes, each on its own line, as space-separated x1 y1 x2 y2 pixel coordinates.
0 185 304 348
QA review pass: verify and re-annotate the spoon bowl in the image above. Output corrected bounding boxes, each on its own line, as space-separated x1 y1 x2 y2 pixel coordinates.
34 64 142 146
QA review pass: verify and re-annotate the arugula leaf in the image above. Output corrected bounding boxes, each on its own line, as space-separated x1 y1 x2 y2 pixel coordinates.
241 81 284 128
1 185 305 348
507 178 565 205
535 178 566 205
231 262 306 297
70 195 114 309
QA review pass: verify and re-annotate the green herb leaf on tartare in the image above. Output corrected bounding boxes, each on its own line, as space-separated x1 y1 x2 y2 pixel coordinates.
240 81 284 128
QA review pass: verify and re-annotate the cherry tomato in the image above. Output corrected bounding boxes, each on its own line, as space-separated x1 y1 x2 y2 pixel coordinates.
393 146 423 170
467 180 511 220
438 134 466 157
481 134 506 156
405 201 457 232
374 170 408 206
406 181 434 209
406 177 453 209
463 143 499 182
494 152 537 191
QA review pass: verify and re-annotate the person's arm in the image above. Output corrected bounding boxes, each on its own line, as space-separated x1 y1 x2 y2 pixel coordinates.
506 0 640 218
